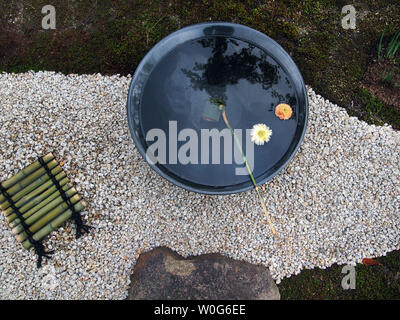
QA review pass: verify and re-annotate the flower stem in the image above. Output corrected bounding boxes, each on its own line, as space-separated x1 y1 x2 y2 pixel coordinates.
220 105 277 237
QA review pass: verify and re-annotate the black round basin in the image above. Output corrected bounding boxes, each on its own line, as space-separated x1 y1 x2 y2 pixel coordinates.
127 22 308 194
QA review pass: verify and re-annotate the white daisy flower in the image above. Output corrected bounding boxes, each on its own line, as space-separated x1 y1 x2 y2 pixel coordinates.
250 123 272 145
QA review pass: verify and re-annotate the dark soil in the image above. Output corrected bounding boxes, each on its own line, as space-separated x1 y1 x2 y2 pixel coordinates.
1 0 400 128
362 59 400 110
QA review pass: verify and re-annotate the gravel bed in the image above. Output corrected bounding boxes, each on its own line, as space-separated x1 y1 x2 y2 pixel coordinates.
0 71 399 299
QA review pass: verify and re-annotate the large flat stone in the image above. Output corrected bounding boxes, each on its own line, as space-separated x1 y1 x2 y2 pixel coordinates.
128 247 280 300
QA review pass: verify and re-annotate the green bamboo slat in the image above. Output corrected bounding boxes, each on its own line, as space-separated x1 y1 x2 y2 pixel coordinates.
22 201 85 250
12 188 77 234
0 154 89 252
8 181 72 227
4 174 67 218
0 153 54 190
0 159 58 204
0 164 63 210
16 194 81 243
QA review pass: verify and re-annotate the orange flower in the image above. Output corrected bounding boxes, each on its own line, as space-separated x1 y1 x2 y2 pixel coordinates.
275 103 293 120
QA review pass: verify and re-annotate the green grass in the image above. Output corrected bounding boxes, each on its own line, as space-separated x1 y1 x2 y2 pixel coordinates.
385 30 400 61
378 29 400 87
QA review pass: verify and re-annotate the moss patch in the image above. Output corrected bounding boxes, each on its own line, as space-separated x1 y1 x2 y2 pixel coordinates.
279 250 400 300
2 1 399 128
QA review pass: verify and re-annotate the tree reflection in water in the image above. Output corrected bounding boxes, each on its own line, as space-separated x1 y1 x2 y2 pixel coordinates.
182 37 280 103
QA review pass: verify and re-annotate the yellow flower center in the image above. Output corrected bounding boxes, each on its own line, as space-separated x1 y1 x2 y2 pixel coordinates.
257 130 266 139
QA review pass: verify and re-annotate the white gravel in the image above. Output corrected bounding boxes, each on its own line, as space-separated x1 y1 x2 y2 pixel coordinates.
0 71 399 299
